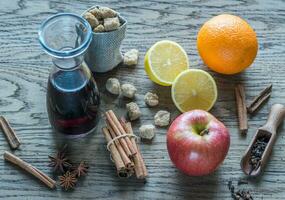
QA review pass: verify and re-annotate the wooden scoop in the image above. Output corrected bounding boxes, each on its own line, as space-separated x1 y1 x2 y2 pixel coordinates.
241 104 285 176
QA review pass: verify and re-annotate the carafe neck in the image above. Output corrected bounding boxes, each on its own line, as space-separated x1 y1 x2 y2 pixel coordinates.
52 55 84 70
38 13 92 70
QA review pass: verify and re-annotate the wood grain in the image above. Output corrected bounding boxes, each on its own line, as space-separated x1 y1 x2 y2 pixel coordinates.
0 0 285 199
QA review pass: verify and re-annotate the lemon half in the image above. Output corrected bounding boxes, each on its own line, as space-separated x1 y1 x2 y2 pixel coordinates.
144 40 189 86
171 69 217 112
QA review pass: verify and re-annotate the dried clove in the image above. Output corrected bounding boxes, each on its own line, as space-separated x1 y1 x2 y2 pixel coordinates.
228 181 253 200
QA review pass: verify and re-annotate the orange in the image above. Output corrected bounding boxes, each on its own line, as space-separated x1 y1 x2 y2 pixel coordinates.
197 14 258 75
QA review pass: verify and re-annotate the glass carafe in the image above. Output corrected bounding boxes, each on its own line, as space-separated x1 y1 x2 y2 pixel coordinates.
39 13 100 138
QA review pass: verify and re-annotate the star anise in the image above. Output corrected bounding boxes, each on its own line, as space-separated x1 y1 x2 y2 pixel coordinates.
72 161 89 177
59 171 77 190
48 145 72 173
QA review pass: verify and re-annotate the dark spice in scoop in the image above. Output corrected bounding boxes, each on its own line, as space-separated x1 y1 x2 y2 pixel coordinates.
249 136 270 174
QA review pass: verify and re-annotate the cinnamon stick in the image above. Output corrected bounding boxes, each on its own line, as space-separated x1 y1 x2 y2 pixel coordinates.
105 112 131 156
107 110 137 155
106 124 132 168
3 151 56 189
102 127 127 177
0 116 21 149
247 84 272 114
120 118 148 179
126 122 148 178
235 84 248 134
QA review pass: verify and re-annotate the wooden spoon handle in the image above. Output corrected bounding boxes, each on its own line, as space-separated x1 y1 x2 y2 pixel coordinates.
261 104 285 134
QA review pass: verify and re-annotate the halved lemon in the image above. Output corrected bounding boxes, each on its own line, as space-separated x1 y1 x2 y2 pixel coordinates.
144 40 189 86
171 69 217 112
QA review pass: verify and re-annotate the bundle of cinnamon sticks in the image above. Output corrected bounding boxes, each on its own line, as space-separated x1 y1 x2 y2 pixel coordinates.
102 110 148 179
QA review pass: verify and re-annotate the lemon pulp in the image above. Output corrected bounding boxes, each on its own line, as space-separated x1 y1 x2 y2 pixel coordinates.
171 69 217 112
144 40 189 86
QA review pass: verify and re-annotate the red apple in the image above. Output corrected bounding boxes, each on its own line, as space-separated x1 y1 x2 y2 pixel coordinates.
167 110 230 176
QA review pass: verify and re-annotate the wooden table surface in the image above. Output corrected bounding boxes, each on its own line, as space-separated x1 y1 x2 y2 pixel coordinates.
0 0 285 199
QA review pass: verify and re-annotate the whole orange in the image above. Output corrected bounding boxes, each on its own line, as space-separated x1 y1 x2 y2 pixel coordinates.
197 14 258 74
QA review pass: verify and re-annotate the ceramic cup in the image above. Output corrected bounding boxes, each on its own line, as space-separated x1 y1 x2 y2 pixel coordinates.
82 6 127 73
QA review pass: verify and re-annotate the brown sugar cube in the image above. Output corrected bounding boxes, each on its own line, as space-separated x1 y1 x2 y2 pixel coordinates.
83 12 99 28
93 24 105 33
99 7 117 18
104 17 120 31
89 7 103 19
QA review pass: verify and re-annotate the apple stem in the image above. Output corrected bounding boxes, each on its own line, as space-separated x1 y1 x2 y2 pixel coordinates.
200 129 209 136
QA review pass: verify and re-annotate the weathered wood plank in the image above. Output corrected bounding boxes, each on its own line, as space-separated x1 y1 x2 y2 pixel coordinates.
0 0 285 199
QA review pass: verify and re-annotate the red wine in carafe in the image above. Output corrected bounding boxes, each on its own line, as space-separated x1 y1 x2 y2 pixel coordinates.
47 67 100 137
